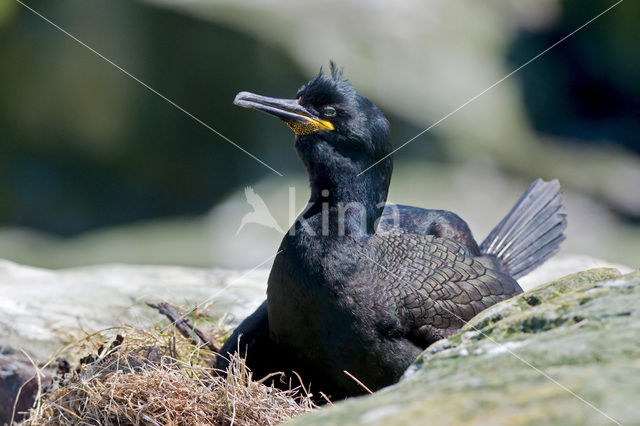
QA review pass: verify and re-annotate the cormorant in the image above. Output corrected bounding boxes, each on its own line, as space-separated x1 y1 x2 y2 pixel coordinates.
217 63 567 399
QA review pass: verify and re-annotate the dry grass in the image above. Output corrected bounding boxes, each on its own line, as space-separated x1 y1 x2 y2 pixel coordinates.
21 319 315 425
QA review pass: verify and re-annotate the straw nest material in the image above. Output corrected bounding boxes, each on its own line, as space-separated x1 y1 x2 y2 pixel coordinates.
21 314 315 425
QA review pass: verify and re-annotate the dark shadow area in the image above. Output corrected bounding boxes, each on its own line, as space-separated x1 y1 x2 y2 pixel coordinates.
0 0 430 236
507 0 640 155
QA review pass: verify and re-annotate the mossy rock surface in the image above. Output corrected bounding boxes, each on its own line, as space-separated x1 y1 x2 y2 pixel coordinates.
288 268 640 425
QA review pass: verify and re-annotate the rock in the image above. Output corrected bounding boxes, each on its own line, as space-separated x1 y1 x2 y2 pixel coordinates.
0 255 629 362
0 350 52 424
516 255 632 291
0 259 268 362
2 258 637 424
288 268 640 425
0 258 269 424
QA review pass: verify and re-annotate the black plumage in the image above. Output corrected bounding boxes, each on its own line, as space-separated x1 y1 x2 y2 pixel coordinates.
218 64 567 399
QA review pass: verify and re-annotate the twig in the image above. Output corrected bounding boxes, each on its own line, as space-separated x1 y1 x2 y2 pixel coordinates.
147 302 220 353
343 370 373 394
11 349 45 424
319 392 333 405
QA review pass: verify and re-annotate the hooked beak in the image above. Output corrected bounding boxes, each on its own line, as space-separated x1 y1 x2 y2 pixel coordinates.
233 91 334 135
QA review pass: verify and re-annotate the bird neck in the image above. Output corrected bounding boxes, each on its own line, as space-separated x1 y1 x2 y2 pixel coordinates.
303 164 391 237
295 134 393 236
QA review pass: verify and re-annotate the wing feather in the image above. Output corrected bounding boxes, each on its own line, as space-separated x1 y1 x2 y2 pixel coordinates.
367 230 521 346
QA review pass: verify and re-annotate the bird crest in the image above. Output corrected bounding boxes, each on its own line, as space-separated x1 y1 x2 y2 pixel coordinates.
296 61 355 105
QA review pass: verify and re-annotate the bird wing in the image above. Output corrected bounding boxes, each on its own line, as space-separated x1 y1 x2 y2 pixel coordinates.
366 230 520 346
379 204 481 255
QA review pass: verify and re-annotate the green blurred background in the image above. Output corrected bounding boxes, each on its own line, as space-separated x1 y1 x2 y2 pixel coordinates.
0 0 638 269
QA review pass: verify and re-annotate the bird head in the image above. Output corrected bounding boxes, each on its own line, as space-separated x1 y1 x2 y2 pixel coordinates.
234 63 392 190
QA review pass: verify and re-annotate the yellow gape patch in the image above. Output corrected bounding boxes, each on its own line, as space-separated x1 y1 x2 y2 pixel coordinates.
286 119 335 135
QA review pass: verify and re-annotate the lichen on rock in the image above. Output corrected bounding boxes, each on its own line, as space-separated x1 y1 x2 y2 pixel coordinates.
289 268 640 425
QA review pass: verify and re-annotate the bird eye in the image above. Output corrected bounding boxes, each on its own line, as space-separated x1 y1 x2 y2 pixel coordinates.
321 107 337 117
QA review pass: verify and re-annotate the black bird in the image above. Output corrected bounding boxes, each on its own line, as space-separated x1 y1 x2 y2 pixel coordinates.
217 63 567 399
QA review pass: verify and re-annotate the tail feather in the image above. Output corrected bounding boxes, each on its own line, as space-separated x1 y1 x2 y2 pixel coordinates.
505 233 565 278
480 179 567 279
503 223 565 276
498 192 563 262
